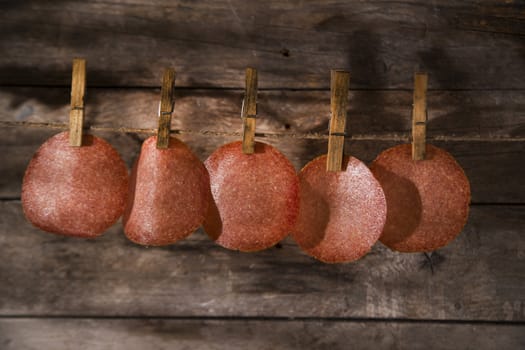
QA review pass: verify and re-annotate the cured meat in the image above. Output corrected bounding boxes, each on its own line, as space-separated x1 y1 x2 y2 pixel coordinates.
123 136 210 246
292 155 387 263
21 132 128 238
204 141 299 252
369 144 471 252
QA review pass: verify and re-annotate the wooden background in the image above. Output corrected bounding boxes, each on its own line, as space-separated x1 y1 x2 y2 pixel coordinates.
1 1 524 348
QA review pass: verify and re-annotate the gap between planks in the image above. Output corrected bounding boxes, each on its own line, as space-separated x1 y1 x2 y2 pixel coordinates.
1 121 524 142
4 84 525 92
0 315 524 326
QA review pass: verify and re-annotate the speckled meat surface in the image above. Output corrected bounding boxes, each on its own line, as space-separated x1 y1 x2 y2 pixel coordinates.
369 144 471 252
203 141 299 252
292 155 387 263
123 136 210 246
21 132 128 238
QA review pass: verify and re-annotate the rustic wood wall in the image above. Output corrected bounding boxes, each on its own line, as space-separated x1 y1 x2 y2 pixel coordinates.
1 1 524 348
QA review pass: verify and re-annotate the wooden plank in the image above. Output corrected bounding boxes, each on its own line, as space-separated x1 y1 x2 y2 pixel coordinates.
1 1 525 88
0 201 523 320
1 127 524 202
1 87 524 138
0 318 523 350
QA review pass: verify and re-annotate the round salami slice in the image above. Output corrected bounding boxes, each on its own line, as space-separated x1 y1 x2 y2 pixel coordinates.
369 144 470 252
203 141 299 252
291 155 387 263
21 131 128 238
123 136 210 246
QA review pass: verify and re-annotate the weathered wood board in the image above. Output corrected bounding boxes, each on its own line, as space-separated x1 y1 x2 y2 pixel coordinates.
1 201 524 321
2 88 524 137
0 319 524 350
1 1 525 88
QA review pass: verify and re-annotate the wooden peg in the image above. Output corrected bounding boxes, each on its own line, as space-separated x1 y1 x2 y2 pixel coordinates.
156 68 176 149
69 58 86 147
326 70 350 172
412 72 428 161
241 67 258 154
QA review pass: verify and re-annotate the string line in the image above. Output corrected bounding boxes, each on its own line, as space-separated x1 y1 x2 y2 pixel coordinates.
0 120 523 142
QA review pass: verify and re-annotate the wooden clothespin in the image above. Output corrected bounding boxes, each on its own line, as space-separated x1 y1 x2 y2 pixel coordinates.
241 67 258 154
156 68 176 149
69 58 86 146
412 72 428 161
326 70 350 172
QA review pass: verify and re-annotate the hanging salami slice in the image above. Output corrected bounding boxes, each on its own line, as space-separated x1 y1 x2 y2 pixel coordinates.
369 144 471 252
203 141 299 252
291 155 387 263
123 136 210 246
21 131 128 238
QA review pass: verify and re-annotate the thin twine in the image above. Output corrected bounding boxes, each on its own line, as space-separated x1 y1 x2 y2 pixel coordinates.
0 120 524 142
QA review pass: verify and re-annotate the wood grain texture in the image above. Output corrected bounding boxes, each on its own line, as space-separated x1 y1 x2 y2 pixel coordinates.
1 201 523 320
2 87 524 138
156 68 176 149
68 58 86 147
1 1 525 88
241 67 257 154
412 73 427 161
0 318 524 350
2 87 525 137
326 70 349 171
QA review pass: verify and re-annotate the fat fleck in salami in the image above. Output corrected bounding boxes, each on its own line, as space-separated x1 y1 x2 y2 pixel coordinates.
204 141 299 252
292 155 387 263
21 132 128 238
123 136 210 246
369 144 471 252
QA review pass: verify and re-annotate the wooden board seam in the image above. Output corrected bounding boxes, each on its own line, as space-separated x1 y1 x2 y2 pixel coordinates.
0 315 524 325
1 121 524 142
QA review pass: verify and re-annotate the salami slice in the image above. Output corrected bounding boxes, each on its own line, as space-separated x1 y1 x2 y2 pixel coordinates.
123 136 210 246
291 155 387 263
369 144 471 252
203 141 299 252
21 132 128 238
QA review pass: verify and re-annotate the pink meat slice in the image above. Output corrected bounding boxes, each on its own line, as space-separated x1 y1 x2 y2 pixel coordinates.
369 144 471 252
204 141 299 252
292 155 387 263
123 136 210 246
21 131 128 238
